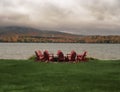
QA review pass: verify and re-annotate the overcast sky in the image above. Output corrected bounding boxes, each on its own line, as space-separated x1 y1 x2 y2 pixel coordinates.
0 0 120 35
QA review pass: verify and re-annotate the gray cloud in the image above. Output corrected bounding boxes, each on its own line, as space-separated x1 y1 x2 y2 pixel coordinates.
0 12 29 21
0 0 120 35
84 0 120 21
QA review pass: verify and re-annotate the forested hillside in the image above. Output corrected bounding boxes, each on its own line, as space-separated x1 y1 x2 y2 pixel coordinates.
0 26 120 43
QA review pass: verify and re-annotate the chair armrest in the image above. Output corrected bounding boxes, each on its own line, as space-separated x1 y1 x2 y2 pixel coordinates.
77 54 82 57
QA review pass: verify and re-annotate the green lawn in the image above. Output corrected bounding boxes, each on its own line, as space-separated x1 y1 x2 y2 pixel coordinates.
0 59 120 92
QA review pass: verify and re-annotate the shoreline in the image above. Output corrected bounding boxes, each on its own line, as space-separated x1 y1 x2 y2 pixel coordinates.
0 59 120 62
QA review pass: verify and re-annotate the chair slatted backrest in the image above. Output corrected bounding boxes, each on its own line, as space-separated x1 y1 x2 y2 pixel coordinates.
43 50 49 61
71 50 77 61
57 50 64 61
35 50 43 60
82 51 87 60
38 50 43 56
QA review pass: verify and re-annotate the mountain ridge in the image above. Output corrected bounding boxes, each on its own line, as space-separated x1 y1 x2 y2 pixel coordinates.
0 26 76 37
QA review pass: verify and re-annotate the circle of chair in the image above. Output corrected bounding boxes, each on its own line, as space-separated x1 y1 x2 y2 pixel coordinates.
35 50 88 62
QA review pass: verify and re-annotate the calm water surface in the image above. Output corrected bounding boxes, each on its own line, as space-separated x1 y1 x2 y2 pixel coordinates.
0 43 120 60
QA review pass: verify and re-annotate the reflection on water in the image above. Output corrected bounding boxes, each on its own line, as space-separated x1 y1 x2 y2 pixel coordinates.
0 43 120 60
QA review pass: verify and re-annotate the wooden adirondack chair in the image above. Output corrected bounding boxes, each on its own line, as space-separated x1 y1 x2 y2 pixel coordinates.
57 50 65 62
66 50 77 62
77 51 87 62
43 50 54 62
35 50 44 61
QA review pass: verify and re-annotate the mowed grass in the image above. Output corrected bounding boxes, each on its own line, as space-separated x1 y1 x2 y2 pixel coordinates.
0 59 120 92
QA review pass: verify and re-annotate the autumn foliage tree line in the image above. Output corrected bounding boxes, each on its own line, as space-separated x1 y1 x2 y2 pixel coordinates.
0 35 120 43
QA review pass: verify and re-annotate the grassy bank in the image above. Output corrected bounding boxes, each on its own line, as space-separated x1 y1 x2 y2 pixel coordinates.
0 59 120 92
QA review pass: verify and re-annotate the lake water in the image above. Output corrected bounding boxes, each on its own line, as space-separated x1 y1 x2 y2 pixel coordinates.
0 43 120 60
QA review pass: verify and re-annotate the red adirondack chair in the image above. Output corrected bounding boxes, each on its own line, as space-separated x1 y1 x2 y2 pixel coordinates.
66 50 77 62
43 50 54 62
35 50 44 61
57 50 65 62
77 51 87 62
